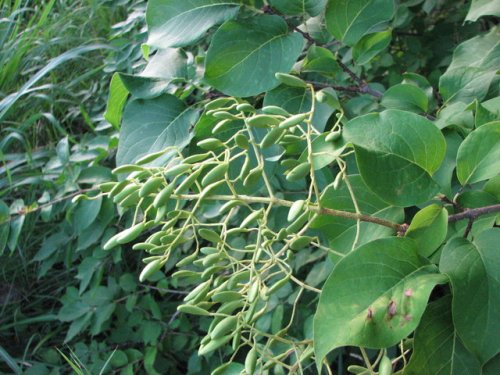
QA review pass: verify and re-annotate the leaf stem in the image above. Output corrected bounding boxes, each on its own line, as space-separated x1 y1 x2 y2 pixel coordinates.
448 204 500 223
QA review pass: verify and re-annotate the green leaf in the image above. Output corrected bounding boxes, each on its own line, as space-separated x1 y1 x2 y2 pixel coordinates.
343 110 446 207
325 0 395 46
146 0 241 49
104 73 128 129
439 229 500 364
314 237 447 369
34 232 69 261
484 354 500 375
465 0 500 22
456 121 500 185
117 95 199 166
118 73 172 100
76 257 102 294
298 133 346 170
0 345 21 375
72 196 102 234
302 46 341 75
352 29 392 65
381 84 428 113
405 204 448 257
204 15 304 97
404 296 481 375
269 0 326 16
0 200 10 256
141 48 188 79
64 311 92 343
439 27 500 104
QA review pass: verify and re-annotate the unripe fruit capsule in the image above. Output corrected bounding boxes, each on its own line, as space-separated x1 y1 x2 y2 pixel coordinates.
286 161 310 182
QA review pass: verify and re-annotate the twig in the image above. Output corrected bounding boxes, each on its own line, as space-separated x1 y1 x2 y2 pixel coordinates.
448 204 500 223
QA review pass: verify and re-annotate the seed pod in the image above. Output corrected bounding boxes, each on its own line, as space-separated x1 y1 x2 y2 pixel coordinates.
146 231 164 245
262 105 289 116
261 127 285 149
198 334 233 356
202 253 223 267
184 152 210 164
378 356 393 375
278 113 308 130
240 209 263 228
219 199 245 214
235 133 249 149
227 270 250 289
112 184 139 203
238 155 251 181
197 138 224 151
275 72 307 88
112 164 145 175
108 180 129 198
98 182 116 193
243 166 263 187
281 134 303 143
139 176 164 197
290 236 313 250
325 130 342 142
277 228 288 241
117 222 145 245
205 97 235 111
244 298 258 322
347 365 369 374
211 291 242 303
245 348 257 375
288 200 305 222
153 183 175 208
265 274 291 296
210 316 238 339
236 103 255 113
132 242 156 251
246 114 281 128
286 161 310 182
201 163 228 187
139 258 163 282
286 211 309 234
175 251 199 267
280 158 301 169
174 169 202 194
212 119 233 134
177 304 211 316
164 163 191 179
200 246 218 255
216 300 245 315
211 363 232 375
201 265 224 280
232 328 241 350
154 205 167 223
198 229 222 243
212 111 237 120
184 279 211 303
247 281 259 303
315 88 340 109
119 191 141 207
136 149 169 165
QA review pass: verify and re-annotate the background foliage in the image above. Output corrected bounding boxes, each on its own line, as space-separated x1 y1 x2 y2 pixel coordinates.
1 0 499 374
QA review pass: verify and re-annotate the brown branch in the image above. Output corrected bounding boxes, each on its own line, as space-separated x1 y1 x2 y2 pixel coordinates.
448 204 500 223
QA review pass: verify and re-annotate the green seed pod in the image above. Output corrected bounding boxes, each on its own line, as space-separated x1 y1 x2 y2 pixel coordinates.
201 265 225 280
325 130 342 142
132 242 156 251
211 291 242 303
177 304 211 316
201 163 228 187
210 316 238 339
202 253 223 267
216 300 245 315
136 149 169 165
280 158 301 169
184 279 211 303
175 251 199 267
198 334 233 356
197 138 224 151
198 228 222 243
240 209 263 228
139 176 164 197
286 161 310 182
277 228 288 241
205 97 235 111
236 103 255 113
288 200 305 222
116 222 145 245
262 105 289 116
247 281 259 303
275 72 307 88
379 356 393 375
231 328 241 351
243 166 263 187
235 133 249 149
118 190 141 207
112 164 145 175
347 365 369 374
112 184 139 203
98 182 116 193
281 134 303 143
108 180 129 198
102 235 120 251
290 235 313 250
211 363 232 375
315 88 340 109
261 127 285 149
153 183 175 208
245 348 257 375
219 199 245 214
200 246 218 255
148 244 170 255
227 270 250 289
238 155 252 181
184 152 210 164
212 111 237 120
246 114 281 128
265 274 291 296
164 163 191 179
139 258 163 282
278 113 308 130
244 299 258 323
146 231 164 245
171 269 201 279
154 205 167 223
286 211 310 234
174 169 202 194
212 119 232 134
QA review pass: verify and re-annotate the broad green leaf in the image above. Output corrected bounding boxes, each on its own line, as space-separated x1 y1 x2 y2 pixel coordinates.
64 311 92 343
33 232 69 261
146 0 241 49
465 0 500 22
298 133 346 170
381 84 428 113
439 229 500 364
456 121 500 185
0 200 9 255
116 94 199 166
7 200 24 252
104 73 128 129
404 296 481 375
76 257 102 294
405 204 448 257
204 15 304 97
325 0 395 46
118 74 172 99
269 0 327 16
439 27 500 104
432 130 462 197
141 48 188 79
353 29 392 65
484 354 500 375
314 237 447 369
72 196 102 234
343 110 446 207
302 46 340 75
